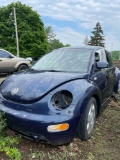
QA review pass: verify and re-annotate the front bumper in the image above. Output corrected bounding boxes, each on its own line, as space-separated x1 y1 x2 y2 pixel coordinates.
0 97 80 145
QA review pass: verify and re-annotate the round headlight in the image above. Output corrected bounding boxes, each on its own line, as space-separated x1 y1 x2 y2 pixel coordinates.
51 90 73 109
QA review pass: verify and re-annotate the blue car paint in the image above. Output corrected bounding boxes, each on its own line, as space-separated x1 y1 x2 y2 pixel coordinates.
0 73 103 145
0 70 89 102
0 46 119 145
0 77 101 145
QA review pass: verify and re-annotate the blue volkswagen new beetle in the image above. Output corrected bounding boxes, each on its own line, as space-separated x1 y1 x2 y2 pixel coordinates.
0 46 120 145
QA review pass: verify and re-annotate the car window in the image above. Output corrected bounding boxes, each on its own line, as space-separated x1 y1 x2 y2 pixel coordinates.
95 49 107 62
0 50 11 58
32 48 93 73
94 49 108 72
100 49 108 62
94 49 113 70
95 52 100 62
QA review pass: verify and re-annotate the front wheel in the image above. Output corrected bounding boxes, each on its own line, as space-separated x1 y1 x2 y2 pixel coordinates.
17 64 28 71
78 97 97 140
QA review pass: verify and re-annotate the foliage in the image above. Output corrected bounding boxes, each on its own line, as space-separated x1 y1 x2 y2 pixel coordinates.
45 26 71 51
0 112 21 160
0 112 6 135
111 50 120 60
0 2 49 59
88 22 105 47
45 26 56 42
48 39 70 51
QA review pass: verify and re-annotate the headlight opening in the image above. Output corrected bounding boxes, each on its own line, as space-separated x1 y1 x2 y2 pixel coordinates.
51 90 73 109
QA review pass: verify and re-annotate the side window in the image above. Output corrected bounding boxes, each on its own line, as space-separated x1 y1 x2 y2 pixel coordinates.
100 49 108 62
94 49 108 72
95 52 100 62
105 50 113 67
95 49 108 63
0 50 11 58
94 52 101 72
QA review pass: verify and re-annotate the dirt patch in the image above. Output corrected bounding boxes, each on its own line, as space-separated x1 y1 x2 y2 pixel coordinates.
1 99 120 160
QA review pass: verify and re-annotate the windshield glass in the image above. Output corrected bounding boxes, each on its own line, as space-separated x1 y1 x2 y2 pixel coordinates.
32 48 93 73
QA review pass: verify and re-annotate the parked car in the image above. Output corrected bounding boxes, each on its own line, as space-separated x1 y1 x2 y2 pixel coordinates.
0 46 120 145
0 49 30 73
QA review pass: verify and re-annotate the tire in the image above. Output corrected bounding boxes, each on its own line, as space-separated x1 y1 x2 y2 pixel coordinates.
78 97 97 140
17 64 28 71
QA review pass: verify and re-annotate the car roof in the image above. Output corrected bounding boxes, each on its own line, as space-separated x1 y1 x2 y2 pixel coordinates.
55 45 103 51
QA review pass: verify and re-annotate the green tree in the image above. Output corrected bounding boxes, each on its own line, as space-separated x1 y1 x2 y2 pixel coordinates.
0 2 48 58
49 39 64 51
45 26 56 42
45 26 71 51
49 39 71 51
88 22 105 47
111 51 120 60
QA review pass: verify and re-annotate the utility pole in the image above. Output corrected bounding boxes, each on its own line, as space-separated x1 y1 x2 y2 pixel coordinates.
13 7 19 57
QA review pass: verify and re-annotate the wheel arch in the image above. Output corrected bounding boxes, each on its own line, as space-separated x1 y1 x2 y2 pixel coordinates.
76 96 97 140
92 94 101 116
15 62 29 70
16 63 28 71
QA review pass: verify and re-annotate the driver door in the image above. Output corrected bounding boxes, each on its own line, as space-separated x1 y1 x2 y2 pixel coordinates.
90 49 115 103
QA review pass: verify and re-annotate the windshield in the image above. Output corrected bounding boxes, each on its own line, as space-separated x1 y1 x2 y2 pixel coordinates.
32 48 93 73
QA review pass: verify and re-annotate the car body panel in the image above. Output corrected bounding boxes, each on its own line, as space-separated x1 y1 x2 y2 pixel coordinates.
0 79 101 145
0 70 89 102
0 46 119 145
90 67 115 102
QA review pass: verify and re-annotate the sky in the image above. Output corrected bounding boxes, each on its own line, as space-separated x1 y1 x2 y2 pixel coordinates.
0 0 120 51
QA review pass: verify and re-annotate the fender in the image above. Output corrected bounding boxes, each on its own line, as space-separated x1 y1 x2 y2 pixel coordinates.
15 60 30 69
49 79 102 115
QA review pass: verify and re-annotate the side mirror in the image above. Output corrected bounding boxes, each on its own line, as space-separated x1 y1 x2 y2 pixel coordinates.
96 61 108 69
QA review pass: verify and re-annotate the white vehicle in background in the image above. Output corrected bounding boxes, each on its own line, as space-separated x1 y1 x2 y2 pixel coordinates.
26 57 32 62
0 49 31 74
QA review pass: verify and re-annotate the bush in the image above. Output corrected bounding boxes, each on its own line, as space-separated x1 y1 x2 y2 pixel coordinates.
0 112 21 160
0 112 6 135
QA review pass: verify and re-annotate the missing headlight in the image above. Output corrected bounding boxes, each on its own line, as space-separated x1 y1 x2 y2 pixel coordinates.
51 90 73 109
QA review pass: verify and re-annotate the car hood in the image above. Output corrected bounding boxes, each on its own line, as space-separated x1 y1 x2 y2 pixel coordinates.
14 57 27 61
0 70 88 102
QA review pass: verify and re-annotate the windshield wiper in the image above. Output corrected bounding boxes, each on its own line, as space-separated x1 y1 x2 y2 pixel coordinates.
41 69 62 72
31 68 68 72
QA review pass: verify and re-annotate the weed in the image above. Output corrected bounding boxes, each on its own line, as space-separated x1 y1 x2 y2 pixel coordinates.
0 112 21 160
